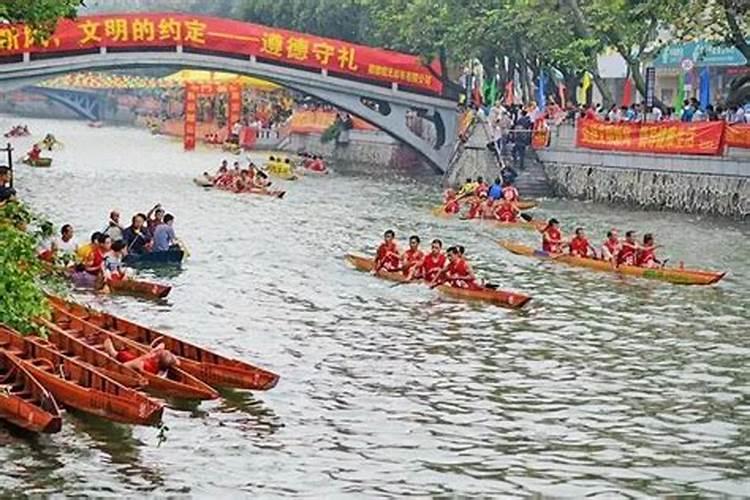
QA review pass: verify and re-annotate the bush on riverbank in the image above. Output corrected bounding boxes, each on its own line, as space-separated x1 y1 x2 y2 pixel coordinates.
0 202 52 334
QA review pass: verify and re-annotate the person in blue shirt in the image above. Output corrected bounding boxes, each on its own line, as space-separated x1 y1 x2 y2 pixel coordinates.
488 177 503 200
152 214 178 252
681 99 695 122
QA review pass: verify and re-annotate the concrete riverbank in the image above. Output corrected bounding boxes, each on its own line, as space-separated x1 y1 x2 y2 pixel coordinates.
538 125 750 218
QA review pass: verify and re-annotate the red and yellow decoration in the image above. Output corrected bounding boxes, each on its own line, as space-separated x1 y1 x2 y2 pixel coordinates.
576 119 725 156
725 124 750 149
1 13 443 94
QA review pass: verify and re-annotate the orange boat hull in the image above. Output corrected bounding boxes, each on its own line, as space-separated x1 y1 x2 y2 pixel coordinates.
345 254 532 309
0 351 62 433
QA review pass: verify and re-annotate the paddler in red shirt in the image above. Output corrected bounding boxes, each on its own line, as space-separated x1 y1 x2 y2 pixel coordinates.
502 181 519 202
374 229 400 273
541 218 563 253
27 144 42 161
474 176 489 197
636 233 662 268
410 239 446 281
493 189 519 222
400 235 425 277
568 227 596 258
616 230 639 266
442 189 460 215
432 246 480 290
600 230 620 264
466 192 488 219
103 337 179 376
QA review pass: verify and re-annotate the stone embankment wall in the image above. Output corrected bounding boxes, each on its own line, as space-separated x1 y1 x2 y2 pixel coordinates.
538 125 750 218
280 130 427 171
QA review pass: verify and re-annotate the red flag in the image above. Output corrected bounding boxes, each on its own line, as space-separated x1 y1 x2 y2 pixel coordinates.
622 78 633 107
504 80 514 106
558 83 566 108
472 80 483 107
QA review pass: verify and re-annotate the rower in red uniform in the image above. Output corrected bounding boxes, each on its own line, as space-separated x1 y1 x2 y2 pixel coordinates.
410 239 446 281
102 338 179 376
442 190 460 215
433 246 480 289
474 176 489 197
374 229 400 273
401 235 425 277
27 144 42 161
636 233 662 268
493 190 519 222
541 218 563 253
568 227 596 258
467 193 487 219
616 230 639 266
502 181 519 202
600 230 620 264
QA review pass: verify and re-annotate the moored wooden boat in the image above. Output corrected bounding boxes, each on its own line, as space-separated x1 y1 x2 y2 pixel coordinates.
0 325 163 426
22 157 52 168
0 351 62 433
67 270 171 300
44 313 219 400
499 240 726 285
36 318 147 389
48 297 280 391
123 249 184 267
345 254 532 309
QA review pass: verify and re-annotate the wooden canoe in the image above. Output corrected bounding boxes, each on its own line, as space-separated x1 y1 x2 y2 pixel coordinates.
108 279 171 299
345 254 532 309
46 311 219 400
0 325 163 426
0 350 62 433
67 270 171 300
499 240 726 286
35 318 147 389
23 157 52 168
48 297 279 391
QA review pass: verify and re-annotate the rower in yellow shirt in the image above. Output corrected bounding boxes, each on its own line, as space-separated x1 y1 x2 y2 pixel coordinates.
76 231 102 264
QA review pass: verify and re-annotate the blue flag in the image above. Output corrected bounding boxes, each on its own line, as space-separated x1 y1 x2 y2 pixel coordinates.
537 72 546 108
699 67 710 110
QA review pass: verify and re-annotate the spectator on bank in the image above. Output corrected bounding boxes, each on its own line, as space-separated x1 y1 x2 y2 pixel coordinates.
0 166 16 204
511 110 533 170
681 99 695 122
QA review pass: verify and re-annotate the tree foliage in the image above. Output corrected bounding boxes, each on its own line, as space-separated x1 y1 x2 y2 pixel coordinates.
0 203 51 335
0 0 83 36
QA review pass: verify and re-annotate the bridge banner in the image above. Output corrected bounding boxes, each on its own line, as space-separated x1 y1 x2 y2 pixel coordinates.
0 13 443 95
726 124 750 149
576 119 725 155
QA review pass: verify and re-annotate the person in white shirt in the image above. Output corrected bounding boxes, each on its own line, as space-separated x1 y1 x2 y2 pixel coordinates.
55 224 79 255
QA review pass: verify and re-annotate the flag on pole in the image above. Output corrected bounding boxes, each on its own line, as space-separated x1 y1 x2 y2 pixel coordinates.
699 67 710 110
504 80 514 106
558 82 566 108
674 73 685 115
537 71 546 108
578 72 592 105
622 78 633 106
484 73 498 105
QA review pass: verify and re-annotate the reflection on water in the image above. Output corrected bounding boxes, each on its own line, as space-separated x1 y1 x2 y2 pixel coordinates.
1 115 749 497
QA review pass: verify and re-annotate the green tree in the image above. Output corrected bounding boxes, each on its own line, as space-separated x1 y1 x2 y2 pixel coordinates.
0 0 83 36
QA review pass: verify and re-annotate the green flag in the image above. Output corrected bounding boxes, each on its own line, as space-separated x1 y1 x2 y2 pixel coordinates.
673 73 685 116
484 74 498 106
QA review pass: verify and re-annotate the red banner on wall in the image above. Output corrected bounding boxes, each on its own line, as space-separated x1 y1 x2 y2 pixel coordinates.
726 124 750 149
183 83 197 150
531 119 550 149
0 13 442 95
576 119 725 155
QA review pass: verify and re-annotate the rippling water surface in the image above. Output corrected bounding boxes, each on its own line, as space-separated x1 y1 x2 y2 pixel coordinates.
2 116 749 497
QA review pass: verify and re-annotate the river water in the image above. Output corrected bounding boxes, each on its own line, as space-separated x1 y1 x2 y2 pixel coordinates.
2 116 749 498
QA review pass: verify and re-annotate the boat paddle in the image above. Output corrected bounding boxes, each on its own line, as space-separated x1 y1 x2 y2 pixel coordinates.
176 239 191 259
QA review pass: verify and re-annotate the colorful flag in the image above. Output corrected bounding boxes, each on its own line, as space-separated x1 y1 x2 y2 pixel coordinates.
622 78 633 106
578 72 592 105
699 67 710 110
674 73 685 115
537 71 546 108
484 73 498 106
504 80 514 106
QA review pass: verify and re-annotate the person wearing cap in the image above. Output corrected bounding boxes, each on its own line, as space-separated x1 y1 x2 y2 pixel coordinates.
541 218 563 254
104 210 124 241
0 166 16 204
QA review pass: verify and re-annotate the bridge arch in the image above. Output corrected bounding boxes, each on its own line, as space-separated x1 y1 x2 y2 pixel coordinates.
0 13 459 172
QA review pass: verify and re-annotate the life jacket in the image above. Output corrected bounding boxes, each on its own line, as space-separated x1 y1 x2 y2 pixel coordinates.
569 236 590 257
402 249 424 275
376 242 400 271
542 226 562 253
421 253 446 281
445 258 480 289
494 201 517 222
